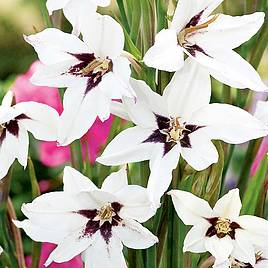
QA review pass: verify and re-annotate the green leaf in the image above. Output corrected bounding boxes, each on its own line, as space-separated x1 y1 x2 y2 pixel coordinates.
241 155 268 215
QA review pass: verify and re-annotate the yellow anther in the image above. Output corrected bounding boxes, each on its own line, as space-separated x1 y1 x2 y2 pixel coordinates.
82 58 112 76
215 218 232 238
97 204 114 221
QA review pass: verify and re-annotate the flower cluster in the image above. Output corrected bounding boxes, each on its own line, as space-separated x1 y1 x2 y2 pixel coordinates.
1 0 268 267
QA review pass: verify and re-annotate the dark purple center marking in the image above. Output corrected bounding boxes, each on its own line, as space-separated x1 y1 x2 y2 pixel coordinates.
77 202 123 244
68 53 113 94
0 114 30 146
205 217 241 240
143 114 203 156
184 44 210 58
185 10 204 28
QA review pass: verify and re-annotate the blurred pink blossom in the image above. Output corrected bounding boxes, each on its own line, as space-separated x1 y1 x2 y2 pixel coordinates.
25 243 83 268
251 136 268 176
13 61 113 168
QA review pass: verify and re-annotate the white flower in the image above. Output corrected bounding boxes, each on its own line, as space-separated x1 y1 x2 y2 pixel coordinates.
143 0 267 92
0 91 59 180
25 14 135 146
169 189 268 267
46 0 111 35
97 59 268 205
14 167 158 268
215 247 268 268
0 246 3 255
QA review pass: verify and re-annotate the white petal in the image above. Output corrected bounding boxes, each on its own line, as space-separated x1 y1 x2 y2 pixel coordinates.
147 145 181 206
181 130 218 171
192 49 268 92
13 219 65 244
232 229 256 266
254 101 268 125
110 101 131 121
122 97 157 129
30 60 82 88
0 106 22 125
83 232 127 268
130 78 168 117
143 29 184 72
63 166 97 194
45 229 94 267
88 190 119 206
58 87 98 146
236 215 268 248
205 236 234 264
15 123 29 168
24 28 89 65
183 223 209 253
171 0 224 31
168 190 214 225
101 168 128 193
213 189 241 219
97 126 157 166
63 0 97 35
2 91 14 107
0 135 15 180
21 192 88 230
99 57 134 99
81 14 124 59
163 58 211 120
193 13 265 50
114 219 158 249
46 0 70 15
14 102 59 141
116 185 155 223
190 103 268 144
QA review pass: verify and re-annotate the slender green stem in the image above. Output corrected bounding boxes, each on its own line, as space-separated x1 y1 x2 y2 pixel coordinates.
237 139 262 195
221 144 235 194
28 158 41 268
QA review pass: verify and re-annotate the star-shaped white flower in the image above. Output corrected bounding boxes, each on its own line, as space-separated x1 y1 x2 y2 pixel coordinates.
0 91 59 180
25 14 135 146
97 59 268 205
46 0 111 35
215 247 268 268
169 189 268 267
14 167 158 268
144 0 267 92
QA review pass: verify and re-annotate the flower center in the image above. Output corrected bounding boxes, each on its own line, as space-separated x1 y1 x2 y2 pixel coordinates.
161 117 189 143
97 203 115 221
215 217 232 238
178 14 219 46
81 58 112 77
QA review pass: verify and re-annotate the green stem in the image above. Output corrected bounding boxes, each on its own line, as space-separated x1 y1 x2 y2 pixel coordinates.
237 139 262 195
27 158 42 268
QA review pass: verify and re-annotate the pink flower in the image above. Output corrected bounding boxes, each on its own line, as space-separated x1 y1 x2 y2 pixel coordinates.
25 243 83 268
251 136 268 176
13 61 113 168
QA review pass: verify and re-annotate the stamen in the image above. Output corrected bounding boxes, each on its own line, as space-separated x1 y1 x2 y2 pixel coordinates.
97 204 114 221
215 217 232 238
81 58 112 77
161 117 190 143
178 14 219 45
0 124 6 136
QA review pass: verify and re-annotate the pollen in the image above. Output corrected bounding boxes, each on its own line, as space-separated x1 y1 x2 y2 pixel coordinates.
215 217 232 238
162 117 188 143
97 203 115 221
81 58 112 77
